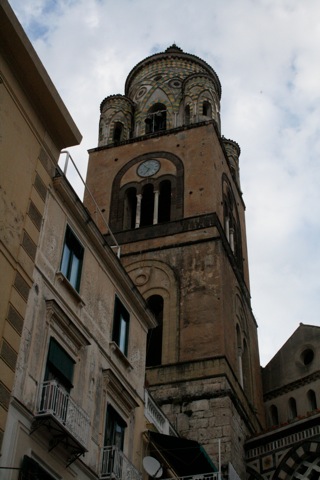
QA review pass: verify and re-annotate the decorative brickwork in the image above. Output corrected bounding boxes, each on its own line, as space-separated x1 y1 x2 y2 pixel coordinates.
97 46 222 146
22 230 37 261
28 200 42 230
0 339 18 372
7 303 24 335
34 172 47 201
13 272 30 301
0 381 10 410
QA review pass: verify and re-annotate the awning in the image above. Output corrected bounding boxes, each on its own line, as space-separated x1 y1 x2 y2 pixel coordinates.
148 431 218 477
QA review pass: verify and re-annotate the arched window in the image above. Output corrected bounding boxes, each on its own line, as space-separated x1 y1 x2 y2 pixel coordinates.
242 339 251 398
123 187 137 230
307 389 317 411
140 184 154 227
270 405 279 426
236 324 243 387
158 180 171 223
185 105 191 125
145 103 167 134
202 101 212 117
146 295 164 367
223 184 243 272
288 397 297 420
113 122 123 143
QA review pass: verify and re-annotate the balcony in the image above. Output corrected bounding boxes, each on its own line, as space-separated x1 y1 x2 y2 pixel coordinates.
145 390 177 436
32 381 90 464
100 445 142 480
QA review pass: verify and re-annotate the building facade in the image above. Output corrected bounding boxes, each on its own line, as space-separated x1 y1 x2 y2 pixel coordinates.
0 0 81 450
3 4 319 477
1 165 156 479
246 324 320 479
84 44 265 478
0 3 156 479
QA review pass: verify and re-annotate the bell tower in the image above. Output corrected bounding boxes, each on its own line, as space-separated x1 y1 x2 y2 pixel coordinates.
85 45 264 477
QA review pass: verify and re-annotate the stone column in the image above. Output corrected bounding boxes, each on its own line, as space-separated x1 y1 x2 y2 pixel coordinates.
238 347 243 388
230 227 234 253
225 217 230 241
153 190 159 225
135 194 142 228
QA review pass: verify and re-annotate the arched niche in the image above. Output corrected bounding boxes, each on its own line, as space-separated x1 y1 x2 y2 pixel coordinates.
125 260 179 365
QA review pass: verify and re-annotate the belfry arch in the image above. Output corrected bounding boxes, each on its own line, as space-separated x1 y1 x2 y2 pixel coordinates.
108 152 184 232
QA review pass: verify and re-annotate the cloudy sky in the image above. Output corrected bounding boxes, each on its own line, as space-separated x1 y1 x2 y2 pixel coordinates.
10 0 320 366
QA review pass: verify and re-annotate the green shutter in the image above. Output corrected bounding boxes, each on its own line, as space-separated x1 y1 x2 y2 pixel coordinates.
47 338 74 388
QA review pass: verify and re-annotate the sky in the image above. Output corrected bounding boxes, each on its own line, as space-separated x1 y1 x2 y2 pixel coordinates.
10 0 320 366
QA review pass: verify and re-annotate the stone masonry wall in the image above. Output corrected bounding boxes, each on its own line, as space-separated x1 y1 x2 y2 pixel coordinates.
149 376 249 479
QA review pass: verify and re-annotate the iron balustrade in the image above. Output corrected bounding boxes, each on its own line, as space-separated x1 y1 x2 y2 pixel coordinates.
100 445 142 480
36 380 90 448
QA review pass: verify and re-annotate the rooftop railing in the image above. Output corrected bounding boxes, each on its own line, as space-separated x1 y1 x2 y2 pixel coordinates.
144 390 177 436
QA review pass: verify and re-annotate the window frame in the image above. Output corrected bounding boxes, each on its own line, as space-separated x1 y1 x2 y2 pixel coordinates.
45 337 75 391
112 296 130 356
60 225 84 292
104 404 127 449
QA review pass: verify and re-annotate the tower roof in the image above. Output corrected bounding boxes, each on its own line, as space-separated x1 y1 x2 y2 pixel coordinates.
125 44 222 99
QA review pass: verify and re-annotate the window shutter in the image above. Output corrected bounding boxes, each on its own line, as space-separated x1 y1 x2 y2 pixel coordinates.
47 338 75 388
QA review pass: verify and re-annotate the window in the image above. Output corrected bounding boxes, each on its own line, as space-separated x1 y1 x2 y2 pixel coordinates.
223 185 243 272
202 100 212 117
104 404 126 449
113 122 124 143
185 104 191 125
301 348 314 365
102 405 127 477
21 456 56 480
60 225 84 292
158 180 171 223
270 405 279 425
145 103 167 134
45 337 75 391
140 184 155 227
112 297 130 355
123 187 137 229
307 389 317 411
242 339 251 398
288 397 297 420
146 295 164 367
40 338 75 422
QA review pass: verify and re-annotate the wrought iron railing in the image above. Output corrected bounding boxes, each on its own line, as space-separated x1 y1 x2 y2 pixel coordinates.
100 445 142 480
36 380 90 448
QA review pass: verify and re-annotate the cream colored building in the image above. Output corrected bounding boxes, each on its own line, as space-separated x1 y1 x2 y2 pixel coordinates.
1 165 156 479
0 2 157 478
0 0 81 449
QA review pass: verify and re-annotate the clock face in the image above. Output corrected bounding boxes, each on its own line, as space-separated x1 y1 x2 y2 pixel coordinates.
137 159 160 177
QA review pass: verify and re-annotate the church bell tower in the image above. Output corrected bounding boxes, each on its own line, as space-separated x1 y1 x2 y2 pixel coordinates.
85 45 264 477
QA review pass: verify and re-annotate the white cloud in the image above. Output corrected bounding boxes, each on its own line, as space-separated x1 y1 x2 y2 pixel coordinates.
9 0 320 366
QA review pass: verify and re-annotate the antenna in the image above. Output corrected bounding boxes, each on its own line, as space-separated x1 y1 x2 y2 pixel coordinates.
143 456 163 478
